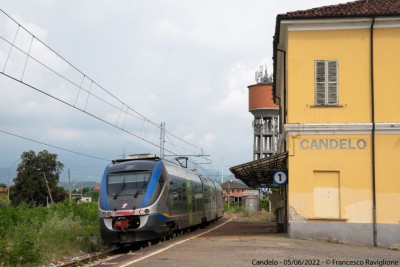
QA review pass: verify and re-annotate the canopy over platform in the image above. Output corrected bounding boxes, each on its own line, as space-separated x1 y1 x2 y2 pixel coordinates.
229 152 288 188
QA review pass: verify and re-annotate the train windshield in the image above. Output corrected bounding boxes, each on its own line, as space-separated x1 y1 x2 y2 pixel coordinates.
107 171 152 196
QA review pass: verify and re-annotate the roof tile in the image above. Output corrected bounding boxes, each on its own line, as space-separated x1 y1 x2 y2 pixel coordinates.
279 0 400 19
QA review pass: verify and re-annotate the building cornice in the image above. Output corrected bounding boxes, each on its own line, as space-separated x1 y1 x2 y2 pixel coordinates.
282 17 400 31
375 123 400 134
284 123 400 135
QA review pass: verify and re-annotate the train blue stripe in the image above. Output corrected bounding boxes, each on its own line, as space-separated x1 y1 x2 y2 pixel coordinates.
141 161 163 207
100 165 110 210
155 213 171 222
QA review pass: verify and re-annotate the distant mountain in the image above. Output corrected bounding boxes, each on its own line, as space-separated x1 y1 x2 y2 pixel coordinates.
0 167 101 190
58 181 100 191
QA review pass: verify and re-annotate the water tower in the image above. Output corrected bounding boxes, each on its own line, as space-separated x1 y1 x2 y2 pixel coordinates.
249 66 279 160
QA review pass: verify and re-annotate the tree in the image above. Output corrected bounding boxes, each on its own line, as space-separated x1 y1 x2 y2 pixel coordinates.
12 150 66 206
81 187 91 195
88 190 99 202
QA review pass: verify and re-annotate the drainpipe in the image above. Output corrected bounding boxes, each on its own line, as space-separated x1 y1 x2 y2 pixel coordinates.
277 48 288 233
277 49 287 127
370 17 377 247
276 48 287 155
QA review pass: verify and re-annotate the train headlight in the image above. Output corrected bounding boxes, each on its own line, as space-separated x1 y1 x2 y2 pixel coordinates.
145 209 150 214
139 209 145 214
101 212 107 218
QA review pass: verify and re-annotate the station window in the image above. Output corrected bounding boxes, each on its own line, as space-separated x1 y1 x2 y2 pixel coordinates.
315 60 338 105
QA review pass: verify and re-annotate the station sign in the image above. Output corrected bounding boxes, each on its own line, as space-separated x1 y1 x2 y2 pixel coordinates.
272 170 288 185
299 138 367 150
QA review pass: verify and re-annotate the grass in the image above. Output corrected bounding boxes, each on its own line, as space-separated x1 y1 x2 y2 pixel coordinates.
0 201 276 266
224 203 276 221
0 201 106 266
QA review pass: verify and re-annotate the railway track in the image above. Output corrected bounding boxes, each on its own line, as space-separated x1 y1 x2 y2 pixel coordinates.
57 248 118 267
57 227 197 267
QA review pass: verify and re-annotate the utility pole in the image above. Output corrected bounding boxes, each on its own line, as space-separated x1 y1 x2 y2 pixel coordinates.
43 173 54 205
221 156 224 184
228 180 231 209
160 122 165 159
68 169 71 202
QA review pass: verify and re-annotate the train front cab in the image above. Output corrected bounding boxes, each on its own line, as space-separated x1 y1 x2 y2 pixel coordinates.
99 159 170 244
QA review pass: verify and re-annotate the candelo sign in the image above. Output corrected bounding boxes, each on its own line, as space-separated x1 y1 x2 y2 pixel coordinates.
300 138 367 150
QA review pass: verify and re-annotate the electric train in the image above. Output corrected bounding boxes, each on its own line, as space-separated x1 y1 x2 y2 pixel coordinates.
98 155 223 245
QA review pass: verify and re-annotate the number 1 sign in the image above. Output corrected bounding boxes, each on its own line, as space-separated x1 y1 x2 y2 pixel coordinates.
272 170 288 185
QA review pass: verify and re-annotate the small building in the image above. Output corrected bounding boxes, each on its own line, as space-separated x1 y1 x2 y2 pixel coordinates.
92 185 100 191
0 187 7 196
71 194 92 203
221 180 250 205
243 196 260 214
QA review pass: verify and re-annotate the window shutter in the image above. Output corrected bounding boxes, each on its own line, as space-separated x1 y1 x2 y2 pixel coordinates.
327 61 338 104
315 61 326 105
314 60 338 105
328 83 338 104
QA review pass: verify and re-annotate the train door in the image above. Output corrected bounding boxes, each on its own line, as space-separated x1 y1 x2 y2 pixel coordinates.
213 181 223 219
210 180 216 220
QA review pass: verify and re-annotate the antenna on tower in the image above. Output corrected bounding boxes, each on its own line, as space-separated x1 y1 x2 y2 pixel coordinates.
255 64 273 84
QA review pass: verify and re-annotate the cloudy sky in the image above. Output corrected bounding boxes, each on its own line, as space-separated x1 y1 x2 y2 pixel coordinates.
0 0 351 184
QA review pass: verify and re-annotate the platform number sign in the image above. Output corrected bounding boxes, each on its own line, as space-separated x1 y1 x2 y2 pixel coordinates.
272 170 288 185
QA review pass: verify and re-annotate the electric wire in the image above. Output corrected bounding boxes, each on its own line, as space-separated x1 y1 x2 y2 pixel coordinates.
0 128 111 162
0 8 207 160
0 9 219 178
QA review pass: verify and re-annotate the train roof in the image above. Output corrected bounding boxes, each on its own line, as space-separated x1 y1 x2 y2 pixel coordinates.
108 157 220 184
108 158 160 173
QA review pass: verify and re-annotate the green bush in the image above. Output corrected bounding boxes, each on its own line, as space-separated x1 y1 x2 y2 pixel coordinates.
7 223 43 266
224 203 243 213
0 201 105 266
260 197 270 211
39 212 84 260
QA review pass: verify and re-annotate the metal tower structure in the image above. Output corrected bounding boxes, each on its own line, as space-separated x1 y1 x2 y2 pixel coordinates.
248 79 279 160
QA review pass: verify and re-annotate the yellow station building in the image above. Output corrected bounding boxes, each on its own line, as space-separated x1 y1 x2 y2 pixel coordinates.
273 0 400 248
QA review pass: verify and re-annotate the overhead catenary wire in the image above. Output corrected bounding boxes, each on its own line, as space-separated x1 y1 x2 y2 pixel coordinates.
0 9 209 163
0 128 111 162
0 124 225 182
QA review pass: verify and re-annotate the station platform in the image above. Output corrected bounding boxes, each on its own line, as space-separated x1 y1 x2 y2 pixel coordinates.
95 218 400 267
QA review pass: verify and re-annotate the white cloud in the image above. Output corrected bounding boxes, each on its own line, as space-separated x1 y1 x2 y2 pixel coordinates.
183 132 195 142
0 0 353 180
43 128 85 142
199 133 216 149
213 63 254 116
152 19 183 39
214 89 246 115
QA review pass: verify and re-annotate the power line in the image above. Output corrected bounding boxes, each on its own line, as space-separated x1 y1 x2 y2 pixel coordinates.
0 127 224 180
0 8 207 161
0 128 111 162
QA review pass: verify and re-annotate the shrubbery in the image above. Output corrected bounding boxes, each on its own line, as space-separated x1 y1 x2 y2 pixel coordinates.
0 201 105 266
